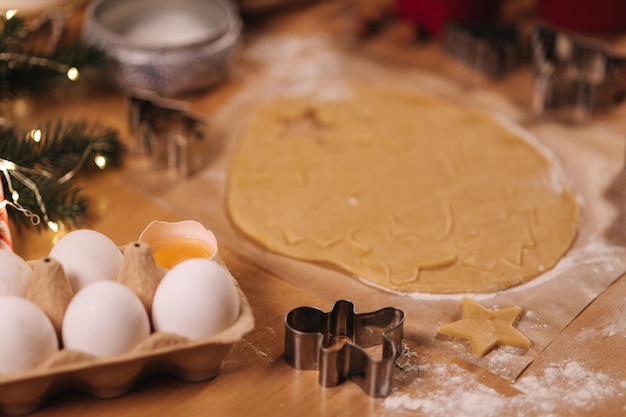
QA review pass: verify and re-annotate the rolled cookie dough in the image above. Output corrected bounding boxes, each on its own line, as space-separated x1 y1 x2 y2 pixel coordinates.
227 85 579 293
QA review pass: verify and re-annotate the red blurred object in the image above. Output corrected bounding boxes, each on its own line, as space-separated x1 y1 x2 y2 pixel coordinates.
537 0 626 32
394 0 502 35
0 186 12 252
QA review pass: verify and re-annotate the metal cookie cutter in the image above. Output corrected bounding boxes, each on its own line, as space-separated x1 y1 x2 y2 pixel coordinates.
126 89 212 177
284 300 405 397
442 22 524 79
531 25 626 114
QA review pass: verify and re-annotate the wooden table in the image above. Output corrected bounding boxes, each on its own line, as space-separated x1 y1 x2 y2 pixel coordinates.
9 2 626 416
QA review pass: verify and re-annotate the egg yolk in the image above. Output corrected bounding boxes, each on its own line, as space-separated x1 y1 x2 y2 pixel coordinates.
150 236 215 269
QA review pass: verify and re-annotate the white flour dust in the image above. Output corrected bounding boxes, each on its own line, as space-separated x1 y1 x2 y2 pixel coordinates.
601 298 626 338
241 34 352 100
384 359 625 416
576 294 626 341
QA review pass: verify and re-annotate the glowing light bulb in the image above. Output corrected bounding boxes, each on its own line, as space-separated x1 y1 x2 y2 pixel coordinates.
66 67 79 81
5 10 17 19
11 191 19 202
47 221 59 233
29 129 42 142
0 159 16 170
94 155 107 169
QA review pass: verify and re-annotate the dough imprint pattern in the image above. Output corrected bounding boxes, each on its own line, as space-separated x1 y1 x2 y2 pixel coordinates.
227 85 579 293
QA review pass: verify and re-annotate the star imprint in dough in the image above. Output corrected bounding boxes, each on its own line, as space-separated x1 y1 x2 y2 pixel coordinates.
438 297 531 357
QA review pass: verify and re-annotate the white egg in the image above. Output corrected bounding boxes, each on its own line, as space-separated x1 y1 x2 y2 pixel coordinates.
0 296 59 375
49 229 123 291
0 250 32 297
62 281 150 357
151 259 240 340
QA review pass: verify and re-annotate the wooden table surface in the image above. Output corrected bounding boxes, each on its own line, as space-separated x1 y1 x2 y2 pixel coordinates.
8 1 626 416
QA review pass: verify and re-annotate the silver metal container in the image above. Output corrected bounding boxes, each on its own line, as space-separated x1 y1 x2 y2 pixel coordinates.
83 0 242 96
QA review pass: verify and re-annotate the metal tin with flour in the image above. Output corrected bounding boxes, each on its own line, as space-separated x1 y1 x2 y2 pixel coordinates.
83 0 242 96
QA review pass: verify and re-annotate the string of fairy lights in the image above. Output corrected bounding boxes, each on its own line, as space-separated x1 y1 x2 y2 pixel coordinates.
0 157 55 230
0 9 80 83
0 8 111 232
0 145 108 233
0 51 80 82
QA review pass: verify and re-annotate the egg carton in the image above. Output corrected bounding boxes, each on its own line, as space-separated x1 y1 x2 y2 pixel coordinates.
0 242 254 415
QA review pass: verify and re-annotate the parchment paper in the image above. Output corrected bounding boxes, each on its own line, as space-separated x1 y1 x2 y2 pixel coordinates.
123 33 626 380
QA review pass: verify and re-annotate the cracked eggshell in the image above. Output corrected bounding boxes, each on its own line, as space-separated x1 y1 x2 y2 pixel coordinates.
138 220 218 270
151 259 240 340
0 250 31 297
49 229 123 292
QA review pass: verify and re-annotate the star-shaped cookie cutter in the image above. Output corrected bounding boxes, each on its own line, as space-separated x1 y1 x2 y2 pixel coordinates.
284 300 405 397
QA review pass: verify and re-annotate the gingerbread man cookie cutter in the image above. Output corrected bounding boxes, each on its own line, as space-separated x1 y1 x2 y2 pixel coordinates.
284 300 405 397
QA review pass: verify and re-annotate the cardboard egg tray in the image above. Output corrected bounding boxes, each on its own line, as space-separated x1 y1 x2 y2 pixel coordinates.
0 242 255 415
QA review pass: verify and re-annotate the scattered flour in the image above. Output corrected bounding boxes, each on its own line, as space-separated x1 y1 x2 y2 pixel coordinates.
241 34 352 100
482 346 527 374
384 386 505 417
386 362 506 417
384 360 625 416
577 293 626 341
599 299 626 338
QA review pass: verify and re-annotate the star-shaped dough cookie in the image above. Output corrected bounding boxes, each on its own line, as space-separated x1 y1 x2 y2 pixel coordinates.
438 297 531 356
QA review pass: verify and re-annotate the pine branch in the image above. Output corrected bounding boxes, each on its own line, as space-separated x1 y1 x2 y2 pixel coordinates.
2 119 126 175
5 175 89 232
0 16 108 100
0 15 122 233
0 119 126 232
52 39 108 69
0 15 25 50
